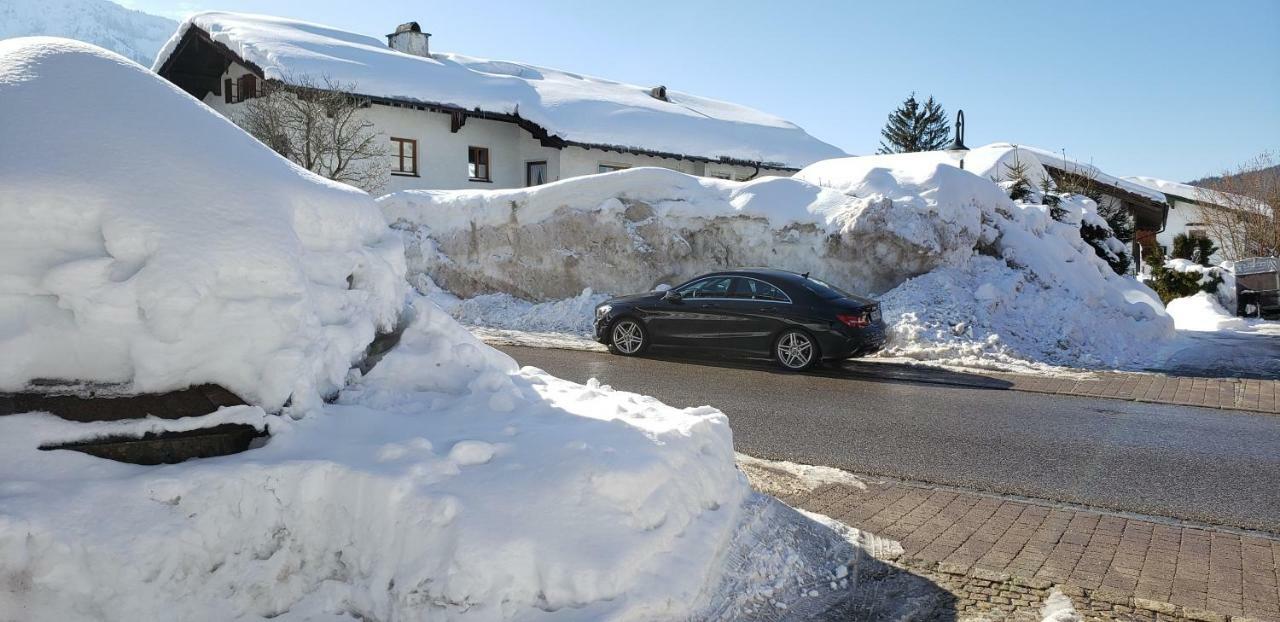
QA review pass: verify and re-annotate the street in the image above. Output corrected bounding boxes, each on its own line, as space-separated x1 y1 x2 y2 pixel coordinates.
497 345 1280 533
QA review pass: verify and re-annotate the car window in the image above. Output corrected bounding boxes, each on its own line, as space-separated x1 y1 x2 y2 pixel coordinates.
730 277 789 302
677 277 733 298
802 275 853 300
751 279 790 302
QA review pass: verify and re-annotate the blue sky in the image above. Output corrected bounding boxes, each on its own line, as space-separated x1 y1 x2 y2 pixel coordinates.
127 0 1279 181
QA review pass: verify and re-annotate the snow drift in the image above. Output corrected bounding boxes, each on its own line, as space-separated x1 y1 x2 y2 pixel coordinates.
0 37 406 410
383 144 1172 370
381 166 984 301
0 298 860 621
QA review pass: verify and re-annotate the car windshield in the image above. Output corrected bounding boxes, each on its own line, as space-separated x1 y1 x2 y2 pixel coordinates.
801 275 853 300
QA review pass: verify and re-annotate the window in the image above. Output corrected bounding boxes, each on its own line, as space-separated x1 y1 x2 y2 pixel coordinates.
598 163 630 174
801 275 854 300
224 74 259 104
390 137 418 176
526 161 548 187
708 172 732 180
732 278 790 302
677 277 734 298
468 146 490 182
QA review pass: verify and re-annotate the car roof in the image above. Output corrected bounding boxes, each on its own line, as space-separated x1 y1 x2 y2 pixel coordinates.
700 268 809 282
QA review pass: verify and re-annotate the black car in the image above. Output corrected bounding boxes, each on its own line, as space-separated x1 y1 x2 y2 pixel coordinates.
593 269 886 370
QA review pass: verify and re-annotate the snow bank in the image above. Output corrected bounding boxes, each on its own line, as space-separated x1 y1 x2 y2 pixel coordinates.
0 297 858 620
382 166 984 301
153 12 845 168
808 146 1171 370
0 37 406 410
1166 292 1247 331
388 144 1172 370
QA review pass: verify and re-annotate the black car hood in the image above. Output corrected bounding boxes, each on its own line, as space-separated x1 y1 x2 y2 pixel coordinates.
604 291 665 305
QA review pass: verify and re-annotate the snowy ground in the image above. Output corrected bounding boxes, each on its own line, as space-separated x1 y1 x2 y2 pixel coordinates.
0 38 897 621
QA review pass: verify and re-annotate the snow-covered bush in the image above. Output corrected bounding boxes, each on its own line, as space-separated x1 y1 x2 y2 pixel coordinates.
0 37 406 410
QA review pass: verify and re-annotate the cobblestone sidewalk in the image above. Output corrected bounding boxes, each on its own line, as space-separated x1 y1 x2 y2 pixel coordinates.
981 371 1280 415
778 477 1280 621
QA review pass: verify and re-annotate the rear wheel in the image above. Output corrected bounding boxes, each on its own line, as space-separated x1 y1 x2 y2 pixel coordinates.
608 318 649 356
774 329 818 370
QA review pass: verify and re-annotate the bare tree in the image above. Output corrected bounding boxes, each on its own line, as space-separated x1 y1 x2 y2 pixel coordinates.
1193 153 1279 260
237 75 389 192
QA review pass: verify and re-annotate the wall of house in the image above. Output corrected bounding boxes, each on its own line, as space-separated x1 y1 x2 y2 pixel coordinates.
203 61 795 195
1157 198 1225 263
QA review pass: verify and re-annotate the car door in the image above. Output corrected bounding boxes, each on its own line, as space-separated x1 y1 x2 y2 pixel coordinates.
649 276 738 348
709 277 792 353
643 277 729 346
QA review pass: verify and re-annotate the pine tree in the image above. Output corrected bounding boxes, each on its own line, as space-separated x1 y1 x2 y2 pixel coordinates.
877 93 951 154
998 153 1034 201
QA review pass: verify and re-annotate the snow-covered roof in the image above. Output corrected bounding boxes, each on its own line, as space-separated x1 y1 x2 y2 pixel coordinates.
1122 175 1258 210
1020 146 1167 204
153 12 847 169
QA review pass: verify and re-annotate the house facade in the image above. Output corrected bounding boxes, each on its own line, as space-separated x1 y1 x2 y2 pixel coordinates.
154 15 846 194
1125 176 1239 263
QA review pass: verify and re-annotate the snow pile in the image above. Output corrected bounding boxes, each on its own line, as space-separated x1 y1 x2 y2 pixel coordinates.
388 144 1171 370
0 0 176 65
382 166 985 301
153 12 845 168
802 145 1171 370
418 277 608 337
1166 292 1247 331
0 37 406 410
0 297 859 620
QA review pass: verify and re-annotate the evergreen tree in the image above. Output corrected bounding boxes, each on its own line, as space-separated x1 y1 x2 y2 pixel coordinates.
998 152 1034 201
877 93 951 154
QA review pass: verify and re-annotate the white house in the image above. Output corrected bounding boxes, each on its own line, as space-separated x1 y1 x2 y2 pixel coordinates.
153 13 847 193
1124 176 1239 262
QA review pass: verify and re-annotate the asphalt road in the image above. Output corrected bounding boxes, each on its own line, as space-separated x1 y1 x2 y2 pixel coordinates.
497 345 1280 533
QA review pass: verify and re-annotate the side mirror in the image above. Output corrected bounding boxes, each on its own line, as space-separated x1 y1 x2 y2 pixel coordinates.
662 290 683 302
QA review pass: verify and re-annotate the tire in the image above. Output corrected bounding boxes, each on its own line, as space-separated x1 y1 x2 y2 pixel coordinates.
773 329 818 371
608 317 649 356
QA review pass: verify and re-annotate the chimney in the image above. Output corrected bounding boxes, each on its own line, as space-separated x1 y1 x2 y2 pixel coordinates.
387 22 431 57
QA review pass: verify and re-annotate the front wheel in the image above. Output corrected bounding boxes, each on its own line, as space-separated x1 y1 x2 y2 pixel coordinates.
608 318 649 356
774 329 818 370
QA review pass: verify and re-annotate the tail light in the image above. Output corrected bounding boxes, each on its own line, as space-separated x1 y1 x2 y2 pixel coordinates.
836 312 870 329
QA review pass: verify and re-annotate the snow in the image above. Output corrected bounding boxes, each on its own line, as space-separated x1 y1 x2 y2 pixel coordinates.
0 0 176 65
1020 145 1168 204
0 296 862 620
153 12 846 169
1166 292 1247 331
386 143 1172 371
736 453 868 492
0 37 407 411
1040 589 1082 622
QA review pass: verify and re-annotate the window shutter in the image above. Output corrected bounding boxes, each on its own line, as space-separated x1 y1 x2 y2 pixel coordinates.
224 79 233 104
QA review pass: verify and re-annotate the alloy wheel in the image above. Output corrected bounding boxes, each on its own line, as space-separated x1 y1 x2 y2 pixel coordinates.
776 331 815 369
611 320 645 354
